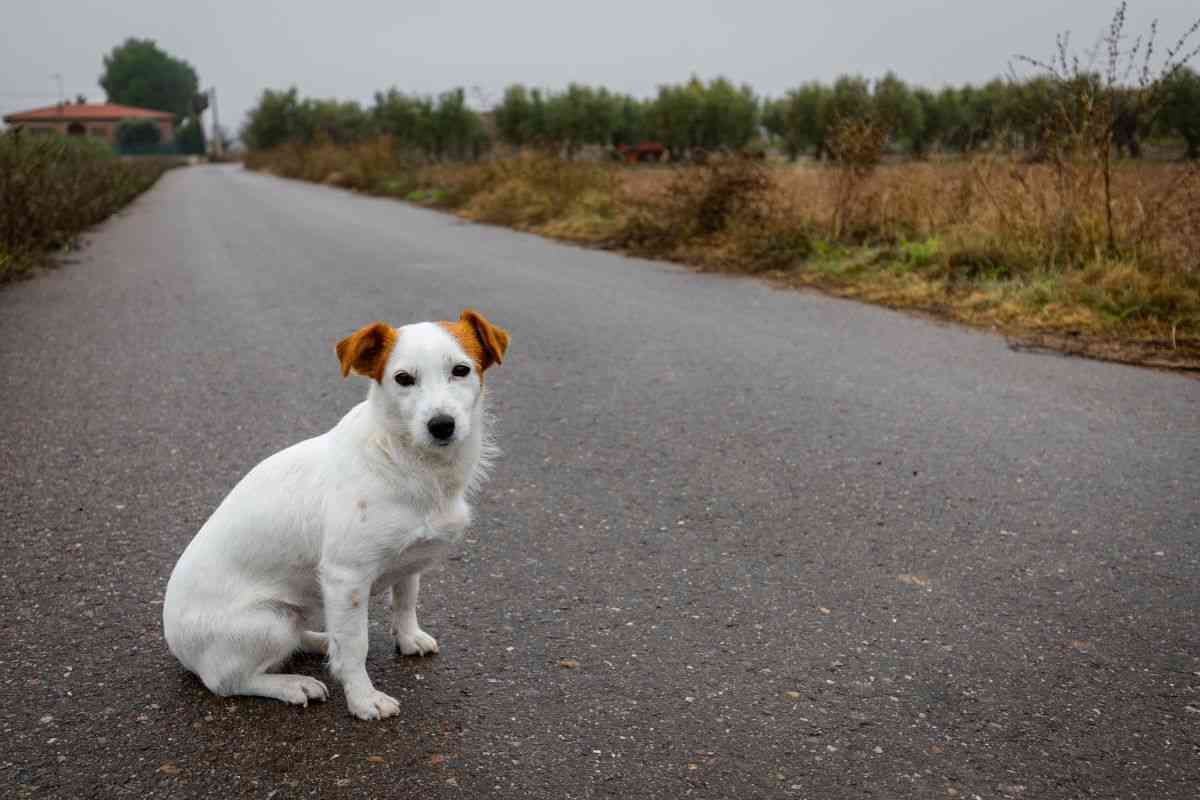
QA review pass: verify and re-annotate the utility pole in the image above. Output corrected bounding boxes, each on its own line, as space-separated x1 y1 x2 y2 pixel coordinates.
51 73 63 105
208 87 223 159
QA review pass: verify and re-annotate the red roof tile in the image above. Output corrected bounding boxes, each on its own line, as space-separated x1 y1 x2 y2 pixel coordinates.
3 103 175 123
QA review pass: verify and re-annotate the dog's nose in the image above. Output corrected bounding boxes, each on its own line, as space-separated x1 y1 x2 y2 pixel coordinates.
427 414 456 441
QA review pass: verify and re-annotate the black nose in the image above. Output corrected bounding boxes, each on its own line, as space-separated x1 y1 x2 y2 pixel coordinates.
427 414 456 441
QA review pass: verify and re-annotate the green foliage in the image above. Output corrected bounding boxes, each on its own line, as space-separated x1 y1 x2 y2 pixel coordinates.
646 76 760 157
612 95 646 146
827 75 873 124
117 119 162 149
176 117 206 155
240 7 1198 166
99 38 200 119
873 72 924 150
899 237 943 268
240 88 302 150
239 88 371 149
429 88 489 160
764 83 830 159
0 131 178 280
242 86 486 161
495 85 534 148
1161 67 1200 158
494 83 643 154
544 83 614 157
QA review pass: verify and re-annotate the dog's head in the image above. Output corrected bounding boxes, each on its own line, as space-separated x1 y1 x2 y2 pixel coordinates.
336 310 509 450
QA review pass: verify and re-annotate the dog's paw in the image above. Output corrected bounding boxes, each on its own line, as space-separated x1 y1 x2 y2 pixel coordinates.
393 625 440 656
346 688 401 720
268 675 329 707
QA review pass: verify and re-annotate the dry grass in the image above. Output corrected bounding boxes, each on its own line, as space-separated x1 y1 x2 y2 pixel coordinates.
245 139 1200 370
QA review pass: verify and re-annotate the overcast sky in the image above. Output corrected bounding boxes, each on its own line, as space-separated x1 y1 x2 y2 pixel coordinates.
3 1 1197 136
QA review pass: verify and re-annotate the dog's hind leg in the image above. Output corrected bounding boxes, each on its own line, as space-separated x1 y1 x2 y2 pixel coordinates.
191 607 328 707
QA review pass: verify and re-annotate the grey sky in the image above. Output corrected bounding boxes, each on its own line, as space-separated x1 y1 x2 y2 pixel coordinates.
3 1 1197 135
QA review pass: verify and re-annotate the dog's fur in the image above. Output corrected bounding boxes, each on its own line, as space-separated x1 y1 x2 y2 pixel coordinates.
163 310 509 720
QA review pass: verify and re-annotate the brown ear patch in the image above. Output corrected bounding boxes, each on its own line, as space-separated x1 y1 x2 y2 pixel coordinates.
438 309 510 373
335 322 397 382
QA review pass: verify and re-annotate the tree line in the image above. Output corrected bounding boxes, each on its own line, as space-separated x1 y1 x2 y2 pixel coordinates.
239 87 488 160
241 70 1200 160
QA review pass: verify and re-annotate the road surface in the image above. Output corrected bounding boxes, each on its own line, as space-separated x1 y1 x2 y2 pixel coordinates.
2 165 1198 799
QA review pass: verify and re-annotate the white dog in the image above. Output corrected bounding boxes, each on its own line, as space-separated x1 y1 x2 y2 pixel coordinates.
163 309 509 720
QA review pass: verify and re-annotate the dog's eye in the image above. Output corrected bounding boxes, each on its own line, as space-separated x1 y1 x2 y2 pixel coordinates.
394 372 416 387
451 364 471 378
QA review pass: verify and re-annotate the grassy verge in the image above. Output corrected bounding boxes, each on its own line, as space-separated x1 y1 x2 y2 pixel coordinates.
245 141 1200 373
0 131 184 283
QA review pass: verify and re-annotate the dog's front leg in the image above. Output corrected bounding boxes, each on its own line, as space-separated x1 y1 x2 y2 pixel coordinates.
322 567 400 720
391 573 439 656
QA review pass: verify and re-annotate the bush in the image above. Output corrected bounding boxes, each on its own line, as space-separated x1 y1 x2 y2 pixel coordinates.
175 117 206 155
460 152 619 227
0 130 178 281
117 118 162 150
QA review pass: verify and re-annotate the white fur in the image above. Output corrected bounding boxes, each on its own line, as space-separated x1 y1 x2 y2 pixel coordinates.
163 321 497 720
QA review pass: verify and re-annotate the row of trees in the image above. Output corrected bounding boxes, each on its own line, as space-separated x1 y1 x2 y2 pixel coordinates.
493 78 759 159
241 69 1200 160
239 87 488 160
765 71 1200 160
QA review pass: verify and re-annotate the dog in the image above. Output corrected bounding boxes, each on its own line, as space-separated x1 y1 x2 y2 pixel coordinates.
163 309 509 720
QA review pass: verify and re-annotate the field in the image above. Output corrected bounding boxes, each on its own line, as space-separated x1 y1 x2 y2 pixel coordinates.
0 131 183 282
246 141 1200 371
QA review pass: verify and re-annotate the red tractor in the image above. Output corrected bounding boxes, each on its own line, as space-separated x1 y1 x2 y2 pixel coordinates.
614 141 667 164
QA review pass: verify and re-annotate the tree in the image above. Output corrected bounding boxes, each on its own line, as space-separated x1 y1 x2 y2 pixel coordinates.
544 84 593 158
240 88 304 150
765 82 831 159
428 88 488 161
645 76 760 159
695 77 759 151
647 78 705 159
1161 67 1200 159
827 75 872 123
373 88 433 153
99 38 200 119
116 119 162 150
910 88 943 157
175 117 206 155
611 95 646 147
495 84 534 148
873 72 924 151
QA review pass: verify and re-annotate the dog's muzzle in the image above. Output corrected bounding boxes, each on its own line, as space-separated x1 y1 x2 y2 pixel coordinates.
427 414 456 444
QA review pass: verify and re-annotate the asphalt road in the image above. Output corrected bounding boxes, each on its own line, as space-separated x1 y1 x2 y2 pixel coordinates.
2 165 1198 800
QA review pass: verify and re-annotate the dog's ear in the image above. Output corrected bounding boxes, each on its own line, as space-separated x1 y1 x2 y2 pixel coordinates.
335 322 397 381
459 309 509 371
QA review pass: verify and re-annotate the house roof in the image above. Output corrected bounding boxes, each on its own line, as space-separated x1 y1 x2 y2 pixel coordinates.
3 103 175 123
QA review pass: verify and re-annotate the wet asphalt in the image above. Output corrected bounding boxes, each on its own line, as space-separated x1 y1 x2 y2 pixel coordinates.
1 164 1198 799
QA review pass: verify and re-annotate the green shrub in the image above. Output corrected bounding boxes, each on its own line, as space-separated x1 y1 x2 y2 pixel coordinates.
175 117 206 155
0 130 179 281
117 118 162 149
